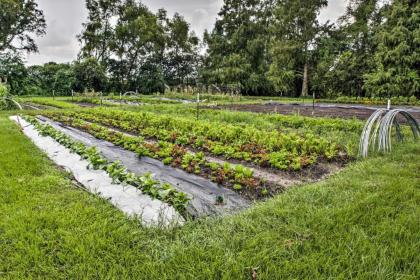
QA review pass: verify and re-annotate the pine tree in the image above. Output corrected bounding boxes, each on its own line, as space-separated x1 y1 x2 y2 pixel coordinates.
364 0 420 98
202 0 275 95
268 0 327 97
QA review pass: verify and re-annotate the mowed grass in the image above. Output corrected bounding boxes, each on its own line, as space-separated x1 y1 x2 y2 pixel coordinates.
0 114 419 279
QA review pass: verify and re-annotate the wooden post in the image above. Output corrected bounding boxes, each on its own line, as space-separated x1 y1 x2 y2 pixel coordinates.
301 62 308 97
312 91 315 115
196 92 200 120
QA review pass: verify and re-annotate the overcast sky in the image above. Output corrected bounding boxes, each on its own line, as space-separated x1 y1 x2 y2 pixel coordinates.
25 0 348 65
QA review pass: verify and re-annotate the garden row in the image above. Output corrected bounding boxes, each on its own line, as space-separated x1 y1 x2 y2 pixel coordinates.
40 108 348 171
106 92 420 106
39 114 277 199
23 97 81 109
23 116 190 214
320 95 420 106
126 104 363 134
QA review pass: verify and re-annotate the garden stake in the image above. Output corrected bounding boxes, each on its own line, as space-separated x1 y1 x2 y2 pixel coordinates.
312 92 315 115
196 92 200 120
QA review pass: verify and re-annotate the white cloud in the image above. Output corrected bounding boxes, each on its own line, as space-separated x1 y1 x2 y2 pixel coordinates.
319 0 348 24
26 0 87 65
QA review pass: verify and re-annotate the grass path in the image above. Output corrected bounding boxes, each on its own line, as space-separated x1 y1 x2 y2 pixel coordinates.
0 115 419 279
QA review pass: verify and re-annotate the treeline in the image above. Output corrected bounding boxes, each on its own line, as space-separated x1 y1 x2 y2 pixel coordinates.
0 0 419 98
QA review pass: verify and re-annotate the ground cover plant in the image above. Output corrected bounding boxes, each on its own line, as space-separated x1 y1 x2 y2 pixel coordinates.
66 95 181 106
72 93 315 106
41 108 348 172
134 92 313 104
24 116 190 214
0 113 419 278
98 92 420 106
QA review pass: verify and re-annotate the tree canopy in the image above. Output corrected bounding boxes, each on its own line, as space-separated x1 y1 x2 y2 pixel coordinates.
0 0 46 53
0 0 418 99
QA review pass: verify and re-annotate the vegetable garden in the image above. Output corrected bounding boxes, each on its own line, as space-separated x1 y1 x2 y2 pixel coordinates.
28 106 355 201
0 94 373 222
1 0 419 276
1 95 419 278
9 95 418 220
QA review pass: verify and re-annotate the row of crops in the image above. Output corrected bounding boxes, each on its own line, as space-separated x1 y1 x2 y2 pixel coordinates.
42 109 349 169
24 116 190 214
39 113 275 199
32 107 362 200
122 104 363 138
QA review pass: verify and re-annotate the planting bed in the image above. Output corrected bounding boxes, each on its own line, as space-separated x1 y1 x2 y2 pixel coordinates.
10 116 182 226
36 115 250 217
22 103 48 110
42 108 347 170
27 107 349 213
216 102 420 121
2 112 419 278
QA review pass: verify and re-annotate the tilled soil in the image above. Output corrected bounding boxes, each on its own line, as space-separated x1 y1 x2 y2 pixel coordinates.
22 103 55 110
74 102 100 108
215 103 420 121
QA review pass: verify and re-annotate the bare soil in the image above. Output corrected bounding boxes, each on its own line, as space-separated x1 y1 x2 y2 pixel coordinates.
74 102 100 108
23 103 54 110
215 103 420 121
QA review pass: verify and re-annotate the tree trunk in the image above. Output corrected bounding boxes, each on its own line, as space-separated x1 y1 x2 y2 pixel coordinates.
301 62 308 97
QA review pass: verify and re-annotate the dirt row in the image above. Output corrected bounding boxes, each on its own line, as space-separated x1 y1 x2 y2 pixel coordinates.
214 103 420 121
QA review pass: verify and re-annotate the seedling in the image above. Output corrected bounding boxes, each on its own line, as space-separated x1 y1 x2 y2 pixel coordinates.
215 195 225 205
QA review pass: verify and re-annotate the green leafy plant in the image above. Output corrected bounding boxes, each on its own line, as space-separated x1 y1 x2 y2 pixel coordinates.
42 114 275 198
24 116 190 214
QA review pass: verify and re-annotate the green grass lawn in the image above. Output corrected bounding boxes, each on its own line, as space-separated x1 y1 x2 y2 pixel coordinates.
0 114 419 279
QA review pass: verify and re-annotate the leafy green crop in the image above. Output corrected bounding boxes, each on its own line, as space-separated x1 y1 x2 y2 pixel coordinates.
43 108 351 171
39 115 274 198
24 116 190 214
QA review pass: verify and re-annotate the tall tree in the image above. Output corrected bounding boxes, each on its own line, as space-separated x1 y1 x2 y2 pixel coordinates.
162 12 199 87
268 0 327 97
0 53 27 95
364 0 419 98
309 23 347 98
203 0 275 95
78 0 119 63
108 0 165 92
333 0 383 97
73 57 107 92
0 0 46 53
